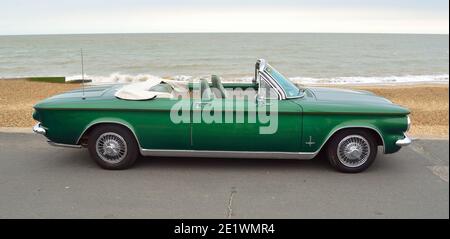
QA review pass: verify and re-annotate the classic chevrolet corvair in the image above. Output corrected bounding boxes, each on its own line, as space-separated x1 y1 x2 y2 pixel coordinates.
33 59 412 173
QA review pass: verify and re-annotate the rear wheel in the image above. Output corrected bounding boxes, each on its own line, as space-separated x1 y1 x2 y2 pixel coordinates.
326 129 377 173
88 125 139 170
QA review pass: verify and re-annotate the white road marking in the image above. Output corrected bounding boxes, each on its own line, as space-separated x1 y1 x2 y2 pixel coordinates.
427 166 449 183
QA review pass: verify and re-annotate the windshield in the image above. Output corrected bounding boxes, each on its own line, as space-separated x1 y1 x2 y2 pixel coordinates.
264 65 303 98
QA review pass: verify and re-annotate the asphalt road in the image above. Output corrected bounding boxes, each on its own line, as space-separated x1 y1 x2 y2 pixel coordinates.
0 132 448 219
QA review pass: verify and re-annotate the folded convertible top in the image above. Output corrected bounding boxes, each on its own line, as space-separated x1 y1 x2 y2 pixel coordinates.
115 79 188 100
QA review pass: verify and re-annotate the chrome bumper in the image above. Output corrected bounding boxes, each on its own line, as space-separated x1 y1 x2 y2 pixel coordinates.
32 123 46 135
33 124 81 148
396 134 413 147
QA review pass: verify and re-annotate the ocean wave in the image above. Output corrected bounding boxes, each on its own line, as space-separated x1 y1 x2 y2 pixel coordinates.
66 73 449 85
289 74 449 85
66 73 164 84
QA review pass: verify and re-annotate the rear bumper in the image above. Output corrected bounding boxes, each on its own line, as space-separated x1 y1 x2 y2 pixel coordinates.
32 123 46 135
396 134 413 147
33 123 81 148
47 141 82 149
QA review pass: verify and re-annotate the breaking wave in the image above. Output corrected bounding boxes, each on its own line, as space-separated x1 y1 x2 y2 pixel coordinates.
66 73 449 85
289 74 449 85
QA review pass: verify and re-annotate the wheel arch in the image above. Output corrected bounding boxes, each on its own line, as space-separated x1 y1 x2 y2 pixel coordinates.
318 126 385 154
77 120 141 148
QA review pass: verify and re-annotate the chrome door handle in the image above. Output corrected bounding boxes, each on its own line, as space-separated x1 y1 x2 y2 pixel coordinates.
257 100 271 106
194 102 211 108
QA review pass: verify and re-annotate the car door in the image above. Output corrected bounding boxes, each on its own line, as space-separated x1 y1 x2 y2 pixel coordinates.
191 82 303 152
134 97 192 150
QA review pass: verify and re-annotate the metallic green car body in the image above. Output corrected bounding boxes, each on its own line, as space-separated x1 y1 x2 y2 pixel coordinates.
33 77 410 158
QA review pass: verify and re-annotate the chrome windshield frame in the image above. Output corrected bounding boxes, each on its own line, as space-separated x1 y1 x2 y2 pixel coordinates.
256 59 304 100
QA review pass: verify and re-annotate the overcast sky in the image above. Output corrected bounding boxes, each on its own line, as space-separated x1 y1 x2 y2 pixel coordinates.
0 0 448 35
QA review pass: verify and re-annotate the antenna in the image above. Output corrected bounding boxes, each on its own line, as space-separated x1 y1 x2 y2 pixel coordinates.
81 48 86 100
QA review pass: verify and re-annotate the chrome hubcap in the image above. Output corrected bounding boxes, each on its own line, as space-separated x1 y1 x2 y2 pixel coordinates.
96 132 127 164
337 135 370 167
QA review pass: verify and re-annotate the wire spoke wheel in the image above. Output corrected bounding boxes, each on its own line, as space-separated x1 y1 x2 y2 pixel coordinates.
337 135 371 168
95 132 128 164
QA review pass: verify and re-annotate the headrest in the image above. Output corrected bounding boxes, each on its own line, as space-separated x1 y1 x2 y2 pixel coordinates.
200 78 214 100
211 75 221 85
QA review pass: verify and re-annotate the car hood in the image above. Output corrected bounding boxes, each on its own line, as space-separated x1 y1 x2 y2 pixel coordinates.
299 87 410 115
307 87 392 104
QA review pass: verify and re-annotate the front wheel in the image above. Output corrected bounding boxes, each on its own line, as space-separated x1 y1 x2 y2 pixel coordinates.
88 125 139 170
326 129 377 173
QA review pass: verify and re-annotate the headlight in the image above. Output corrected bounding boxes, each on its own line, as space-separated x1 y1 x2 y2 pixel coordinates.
406 115 411 132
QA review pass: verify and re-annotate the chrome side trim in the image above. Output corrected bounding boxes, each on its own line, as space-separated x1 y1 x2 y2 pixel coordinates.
33 123 46 135
396 134 413 147
140 148 316 160
48 141 82 149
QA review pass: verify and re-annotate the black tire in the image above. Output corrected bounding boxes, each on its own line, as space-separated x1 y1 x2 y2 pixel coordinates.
88 125 139 170
326 129 377 173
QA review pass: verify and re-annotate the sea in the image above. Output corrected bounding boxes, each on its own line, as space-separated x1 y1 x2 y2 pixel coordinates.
0 33 448 85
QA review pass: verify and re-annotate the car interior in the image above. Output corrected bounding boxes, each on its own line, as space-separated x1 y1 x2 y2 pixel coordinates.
197 75 258 100
115 74 258 101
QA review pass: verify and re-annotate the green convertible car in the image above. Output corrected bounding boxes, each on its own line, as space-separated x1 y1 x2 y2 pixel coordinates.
33 59 412 173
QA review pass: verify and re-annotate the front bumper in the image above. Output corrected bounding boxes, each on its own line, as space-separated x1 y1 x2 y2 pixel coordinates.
32 123 46 135
396 134 413 147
